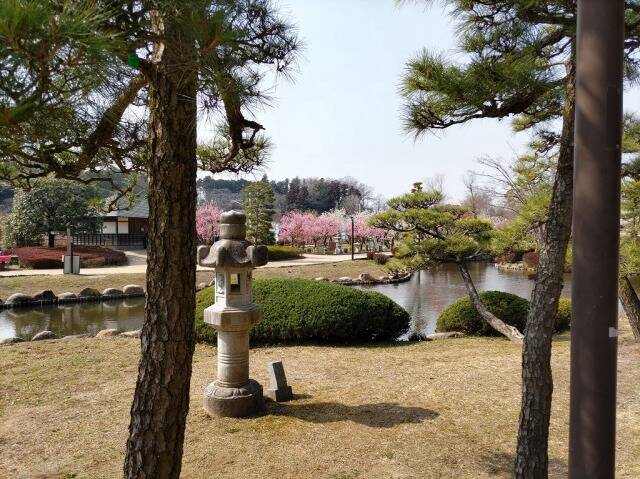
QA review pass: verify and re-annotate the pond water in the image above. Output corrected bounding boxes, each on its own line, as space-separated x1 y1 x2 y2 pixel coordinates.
0 297 145 340
356 262 571 336
0 263 571 340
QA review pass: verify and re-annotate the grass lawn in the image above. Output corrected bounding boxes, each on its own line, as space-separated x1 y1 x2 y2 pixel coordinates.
0 260 386 298
1 322 638 478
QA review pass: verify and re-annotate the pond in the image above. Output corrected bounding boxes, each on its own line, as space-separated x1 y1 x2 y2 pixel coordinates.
0 263 571 341
0 297 146 340
356 262 571 336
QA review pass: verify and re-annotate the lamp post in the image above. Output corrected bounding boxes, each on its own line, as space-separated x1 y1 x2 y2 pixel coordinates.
350 216 354 261
570 1 623 476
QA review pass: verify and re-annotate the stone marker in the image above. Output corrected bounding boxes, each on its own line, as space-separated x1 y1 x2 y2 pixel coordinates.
265 361 293 402
197 209 268 417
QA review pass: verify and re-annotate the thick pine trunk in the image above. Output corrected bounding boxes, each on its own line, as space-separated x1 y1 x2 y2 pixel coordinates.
514 62 576 478
123 12 198 479
458 262 524 344
619 275 640 340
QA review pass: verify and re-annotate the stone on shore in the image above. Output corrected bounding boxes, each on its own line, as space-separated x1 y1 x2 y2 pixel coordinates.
33 290 57 301
120 329 142 338
32 330 58 341
1 336 24 345
61 334 92 340
102 288 123 297
358 273 375 282
314 277 328 281
123 284 145 296
58 292 77 301
96 329 121 338
78 288 101 298
5 293 33 305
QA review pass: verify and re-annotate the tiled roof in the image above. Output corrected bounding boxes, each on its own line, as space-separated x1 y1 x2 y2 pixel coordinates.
103 195 149 218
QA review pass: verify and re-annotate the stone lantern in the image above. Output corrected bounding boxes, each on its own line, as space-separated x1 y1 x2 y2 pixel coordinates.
197 210 268 417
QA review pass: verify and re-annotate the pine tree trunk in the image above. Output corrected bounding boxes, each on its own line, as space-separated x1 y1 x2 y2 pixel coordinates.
514 61 576 478
458 262 524 343
123 11 198 479
619 275 640 340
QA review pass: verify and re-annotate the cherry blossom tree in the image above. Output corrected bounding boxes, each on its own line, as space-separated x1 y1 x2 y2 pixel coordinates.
196 204 222 244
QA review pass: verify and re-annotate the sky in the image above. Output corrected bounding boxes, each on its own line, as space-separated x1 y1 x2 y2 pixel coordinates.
198 0 640 202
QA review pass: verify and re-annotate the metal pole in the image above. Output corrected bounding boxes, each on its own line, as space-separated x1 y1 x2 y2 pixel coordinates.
570 1 623 477
350 216 354 261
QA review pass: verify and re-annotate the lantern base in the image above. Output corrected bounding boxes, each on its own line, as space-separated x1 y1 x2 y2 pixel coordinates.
203 379 264 418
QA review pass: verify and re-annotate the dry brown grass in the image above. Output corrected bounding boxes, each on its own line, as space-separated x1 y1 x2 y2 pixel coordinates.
1 321 638 478
0 260 385 298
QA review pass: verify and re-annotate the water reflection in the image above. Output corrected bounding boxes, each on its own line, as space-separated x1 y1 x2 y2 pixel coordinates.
0 298 145 340
357 263 571 336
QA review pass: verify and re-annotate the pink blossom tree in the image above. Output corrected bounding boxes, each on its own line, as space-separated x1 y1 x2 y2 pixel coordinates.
196 204 222 244
278 211 310 246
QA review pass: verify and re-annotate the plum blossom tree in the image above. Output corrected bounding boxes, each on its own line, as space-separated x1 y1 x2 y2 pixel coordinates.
278 211 310 246
351 213 387 250
309 215 341 247
196 204 222 245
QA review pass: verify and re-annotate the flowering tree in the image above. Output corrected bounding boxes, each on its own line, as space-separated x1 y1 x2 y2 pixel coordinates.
309 215 341 247
196 204 222 244
350 213 387 250
278 211 310 246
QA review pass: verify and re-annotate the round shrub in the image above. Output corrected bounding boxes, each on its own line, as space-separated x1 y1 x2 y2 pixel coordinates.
437 291 529 336
195 278 410 344
437 291 572 336
555 298 572 332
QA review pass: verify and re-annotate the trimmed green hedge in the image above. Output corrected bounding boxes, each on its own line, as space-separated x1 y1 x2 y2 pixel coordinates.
196 278 410 344
436 291 571 336
267 245 303 261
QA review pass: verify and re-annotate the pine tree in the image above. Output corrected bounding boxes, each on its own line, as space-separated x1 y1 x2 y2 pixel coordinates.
0 2 299 476
371 188 524 342
243 181 275 244
400 2 640 476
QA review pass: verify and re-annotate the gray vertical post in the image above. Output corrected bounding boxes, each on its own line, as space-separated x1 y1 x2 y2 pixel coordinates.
350 216 354 260
570 1 624 477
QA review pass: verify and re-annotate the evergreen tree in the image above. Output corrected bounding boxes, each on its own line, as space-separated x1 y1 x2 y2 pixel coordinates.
243 182 275 244
400 2 640 475
4 178 101 247
0 2 299 476
371 187 524 342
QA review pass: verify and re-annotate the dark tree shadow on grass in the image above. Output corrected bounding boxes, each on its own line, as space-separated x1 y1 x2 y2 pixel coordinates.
481 451 567 477
267 401 438 428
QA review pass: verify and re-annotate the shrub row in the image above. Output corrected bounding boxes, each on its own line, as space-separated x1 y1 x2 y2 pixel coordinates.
7 246 127 269
195 278 410 344
267 245 304 261
436 291 571 336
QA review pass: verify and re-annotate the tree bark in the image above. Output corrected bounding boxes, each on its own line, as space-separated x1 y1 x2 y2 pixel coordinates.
123 10 198 479
458 262 524 344
514 60 576 478
619 275 640 340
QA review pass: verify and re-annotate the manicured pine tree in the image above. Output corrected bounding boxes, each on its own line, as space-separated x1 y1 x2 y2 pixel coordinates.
371 187 524 342
400 2 640 475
